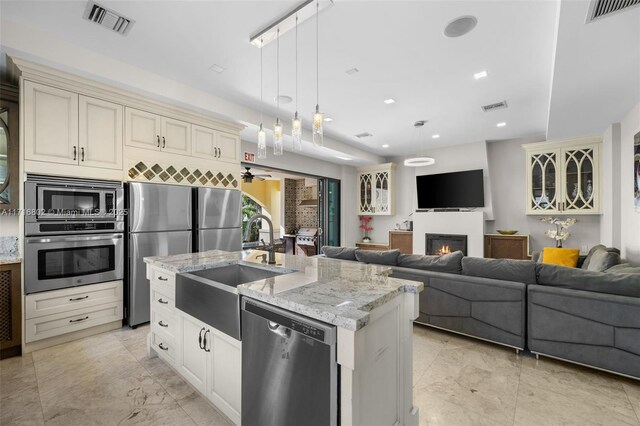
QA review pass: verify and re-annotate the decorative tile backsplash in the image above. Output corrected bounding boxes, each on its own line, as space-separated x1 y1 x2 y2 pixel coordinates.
127 161 238 188
0 236 18 259
284 178 318 232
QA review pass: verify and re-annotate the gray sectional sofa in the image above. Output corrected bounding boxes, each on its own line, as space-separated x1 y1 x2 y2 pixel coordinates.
320 245 640 379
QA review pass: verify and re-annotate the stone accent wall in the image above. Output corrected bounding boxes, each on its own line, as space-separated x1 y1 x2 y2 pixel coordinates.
283 178 318 232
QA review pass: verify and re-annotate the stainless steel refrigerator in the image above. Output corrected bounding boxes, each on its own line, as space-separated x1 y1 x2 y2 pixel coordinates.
127 182 193 327
195 187 242 252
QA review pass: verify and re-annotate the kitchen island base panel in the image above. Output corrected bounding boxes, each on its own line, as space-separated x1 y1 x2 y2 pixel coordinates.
338 292 419 426
23 320 122 354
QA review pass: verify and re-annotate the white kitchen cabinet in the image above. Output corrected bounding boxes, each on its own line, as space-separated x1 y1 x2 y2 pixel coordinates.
357 163 396 215
23 81 79 165
125 107 191 155
79 95 123 170
178 311 208 394
192 125 240 164
523 136 601 215
206 328 242 422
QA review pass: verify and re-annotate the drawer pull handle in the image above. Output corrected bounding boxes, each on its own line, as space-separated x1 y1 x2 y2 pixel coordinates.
158 298 169 304
69 295 89 301
162 136 166 148
158 343 169 351
158 321 168 328
158 276 168 281
69 316 89 323
157 135 160 147
73 146 77 160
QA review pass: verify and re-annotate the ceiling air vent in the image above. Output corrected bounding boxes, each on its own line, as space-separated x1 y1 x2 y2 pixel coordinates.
481 100 508 112
83 1 135 36
355 132 373 138
587 0 640 22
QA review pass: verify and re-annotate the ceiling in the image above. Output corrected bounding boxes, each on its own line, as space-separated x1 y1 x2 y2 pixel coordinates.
0 0 638 160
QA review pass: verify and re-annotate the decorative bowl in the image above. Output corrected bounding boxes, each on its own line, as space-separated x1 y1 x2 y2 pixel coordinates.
497 230 518 235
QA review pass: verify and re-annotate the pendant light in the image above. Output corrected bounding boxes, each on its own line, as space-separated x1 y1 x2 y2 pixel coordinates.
257 38 267 159
404 120 435 167
291 15 302 151
312 0 323 146
273 28 284 156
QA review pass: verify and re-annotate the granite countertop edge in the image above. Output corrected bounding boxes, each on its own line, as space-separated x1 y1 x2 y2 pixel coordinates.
0 257 22 265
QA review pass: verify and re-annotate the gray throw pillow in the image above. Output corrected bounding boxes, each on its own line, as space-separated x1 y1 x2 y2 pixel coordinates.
462 257 537 284
586 249 621 272
396 251 463 274
536 263 640 298
321 246 357 261
581 245 621 270
354 249 401 266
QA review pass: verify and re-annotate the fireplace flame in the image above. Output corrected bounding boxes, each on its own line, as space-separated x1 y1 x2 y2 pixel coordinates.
437 245 451 255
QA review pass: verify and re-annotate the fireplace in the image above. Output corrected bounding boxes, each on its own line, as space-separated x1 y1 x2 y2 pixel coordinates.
425 233 468 256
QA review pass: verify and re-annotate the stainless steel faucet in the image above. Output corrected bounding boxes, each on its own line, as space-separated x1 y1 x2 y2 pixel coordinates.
244 213 276 264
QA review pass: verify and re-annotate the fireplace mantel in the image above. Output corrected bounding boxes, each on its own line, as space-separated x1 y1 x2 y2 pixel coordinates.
412 211 485 257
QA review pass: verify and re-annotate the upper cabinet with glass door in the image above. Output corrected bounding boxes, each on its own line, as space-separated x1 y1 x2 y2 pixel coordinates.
523 137 601 215
0 85 19 210
357 163 396 216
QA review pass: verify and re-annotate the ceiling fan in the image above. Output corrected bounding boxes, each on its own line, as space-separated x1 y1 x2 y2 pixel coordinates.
241 167 272 183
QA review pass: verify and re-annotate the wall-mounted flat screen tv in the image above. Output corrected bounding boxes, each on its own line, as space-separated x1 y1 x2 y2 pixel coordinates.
416 169 485 209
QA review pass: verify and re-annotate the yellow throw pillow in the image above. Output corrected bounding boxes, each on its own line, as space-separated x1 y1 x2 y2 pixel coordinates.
542 247 580 268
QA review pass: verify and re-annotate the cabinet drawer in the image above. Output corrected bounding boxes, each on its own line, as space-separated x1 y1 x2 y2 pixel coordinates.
151 332 176 364
151 308 176 340
150 267 176 292
25 300 122 343
26 281 123 320
151 287 175 313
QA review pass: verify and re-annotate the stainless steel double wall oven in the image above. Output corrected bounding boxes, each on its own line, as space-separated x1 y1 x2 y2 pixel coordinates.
24 175 125 294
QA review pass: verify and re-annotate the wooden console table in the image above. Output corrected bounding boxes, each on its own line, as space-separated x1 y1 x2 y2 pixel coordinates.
389 231 413 254
484 234 530 260
355 242 390 251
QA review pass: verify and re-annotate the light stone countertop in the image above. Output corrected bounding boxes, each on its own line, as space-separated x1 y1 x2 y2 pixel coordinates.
0 257 22 265
144 250 423 331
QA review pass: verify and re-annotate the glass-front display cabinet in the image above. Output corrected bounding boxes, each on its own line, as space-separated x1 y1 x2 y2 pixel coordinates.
357 163 396 216
523 137 601 215
0 84 19 210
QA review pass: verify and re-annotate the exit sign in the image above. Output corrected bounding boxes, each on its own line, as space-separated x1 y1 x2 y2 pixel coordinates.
244 152 256 163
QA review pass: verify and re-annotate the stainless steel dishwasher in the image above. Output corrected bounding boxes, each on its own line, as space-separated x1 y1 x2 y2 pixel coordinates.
241 297 338 426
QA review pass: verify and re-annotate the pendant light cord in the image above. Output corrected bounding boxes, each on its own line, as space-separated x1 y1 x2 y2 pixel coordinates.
295 15 298 114
277 28 280 118
260 38 263 125
316 0 319 106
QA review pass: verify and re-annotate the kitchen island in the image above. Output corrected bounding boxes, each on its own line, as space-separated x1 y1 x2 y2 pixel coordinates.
144 250 422 426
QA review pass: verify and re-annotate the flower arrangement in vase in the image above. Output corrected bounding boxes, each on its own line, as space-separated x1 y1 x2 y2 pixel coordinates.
541 216 577 248
359 216 373 242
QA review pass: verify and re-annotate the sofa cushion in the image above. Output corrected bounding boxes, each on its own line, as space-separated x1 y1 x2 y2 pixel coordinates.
607 263 640 274
581 244 606 270
396 251 463 274
462 257 537 284
542 247 580 267
586 248 621 272
536 263 640 298
321 246 357 261
355 249 400 266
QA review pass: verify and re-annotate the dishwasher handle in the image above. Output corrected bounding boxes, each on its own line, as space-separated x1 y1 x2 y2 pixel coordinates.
267 321 291 338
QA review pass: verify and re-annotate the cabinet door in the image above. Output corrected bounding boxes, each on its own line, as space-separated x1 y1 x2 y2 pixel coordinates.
79 96 123 170
527 150 561 214
561 145 599 213
217 132 240 164
23 81 79 165
206 329 241 421
192 125 216 158
125 107 161 151
374 170 391 214
358 173 374 214
178 313 207 393
161 117 191 155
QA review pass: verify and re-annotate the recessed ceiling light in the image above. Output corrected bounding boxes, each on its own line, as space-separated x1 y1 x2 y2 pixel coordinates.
345 67 359 75
382 144 389 148
274 95 293 104
208 64 226 73
444 16 478 38
432 134 440 139
383 98 395 105
335 156 352 161
474 70 488 79
324 117 333 122
355 132 373 138
497 122 507 127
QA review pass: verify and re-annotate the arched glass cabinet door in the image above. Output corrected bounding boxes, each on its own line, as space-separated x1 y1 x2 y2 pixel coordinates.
562 146 596 212
0 93 18 210
529 152 558 212
0 109 10 203
359 172 374 214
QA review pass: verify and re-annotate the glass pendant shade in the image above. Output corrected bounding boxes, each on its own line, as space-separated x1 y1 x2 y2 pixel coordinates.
312 105 323 146
273 119 283 155
257 124 267 159
292 112 302 151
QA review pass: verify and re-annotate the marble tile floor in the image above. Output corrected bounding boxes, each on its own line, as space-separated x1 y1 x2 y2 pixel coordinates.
0 324 638 425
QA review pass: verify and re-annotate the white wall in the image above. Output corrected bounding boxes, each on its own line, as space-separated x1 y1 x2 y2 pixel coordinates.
619 103 640 263
486 138 601 253
600 123 622 247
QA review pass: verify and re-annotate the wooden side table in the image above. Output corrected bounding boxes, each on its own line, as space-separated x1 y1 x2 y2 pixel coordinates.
355 242 390 251
389 231 413 254
0 261 22 359
484 234 530 260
